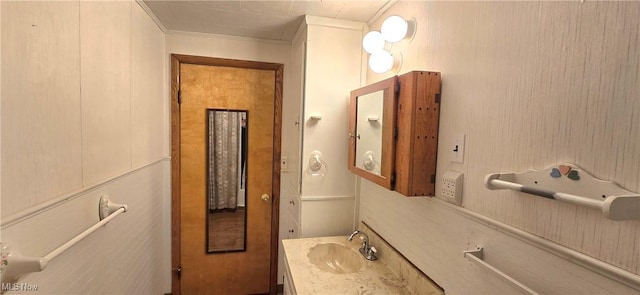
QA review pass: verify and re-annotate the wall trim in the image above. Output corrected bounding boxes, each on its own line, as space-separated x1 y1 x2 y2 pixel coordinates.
301 195 355 201
292 19 307 48
0 158 170 229
367 0 398 25
165 30 292 45
432 197 640 291
134 0 167 32
305 15 365 31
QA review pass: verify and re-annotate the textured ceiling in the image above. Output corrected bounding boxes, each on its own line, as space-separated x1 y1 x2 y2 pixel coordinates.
143 0 394 41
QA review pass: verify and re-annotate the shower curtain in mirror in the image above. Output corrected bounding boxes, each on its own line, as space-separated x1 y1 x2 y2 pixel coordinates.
208 111 243 210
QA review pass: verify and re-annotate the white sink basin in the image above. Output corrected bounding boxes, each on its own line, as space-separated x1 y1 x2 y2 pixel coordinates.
307 243 364 274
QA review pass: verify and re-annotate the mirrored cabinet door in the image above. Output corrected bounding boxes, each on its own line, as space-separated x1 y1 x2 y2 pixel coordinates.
348 76 398 190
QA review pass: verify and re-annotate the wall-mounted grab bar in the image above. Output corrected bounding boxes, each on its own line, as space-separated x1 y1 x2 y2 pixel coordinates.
0 196 127 284
464 247 539 295
484 164 640 220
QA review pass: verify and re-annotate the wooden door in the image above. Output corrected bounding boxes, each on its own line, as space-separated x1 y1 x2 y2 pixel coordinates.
171 55 282 295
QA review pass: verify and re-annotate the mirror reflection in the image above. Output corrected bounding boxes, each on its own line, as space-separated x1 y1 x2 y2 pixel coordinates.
207 109 248 253
348 75 397 190
355 91 384 175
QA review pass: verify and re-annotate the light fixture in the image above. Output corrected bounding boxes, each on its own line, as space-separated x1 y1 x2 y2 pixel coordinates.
362 15 415 74
362 31 385 54
368 50 398 74
381 16 416 43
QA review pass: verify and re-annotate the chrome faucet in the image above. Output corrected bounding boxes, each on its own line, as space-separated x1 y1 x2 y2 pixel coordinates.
348 230 377 261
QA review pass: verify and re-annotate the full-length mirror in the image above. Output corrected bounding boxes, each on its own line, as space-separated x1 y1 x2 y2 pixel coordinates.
348 76 398 189
207 109 248 253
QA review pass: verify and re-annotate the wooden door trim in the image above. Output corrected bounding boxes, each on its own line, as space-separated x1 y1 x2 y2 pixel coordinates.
171 54 283 295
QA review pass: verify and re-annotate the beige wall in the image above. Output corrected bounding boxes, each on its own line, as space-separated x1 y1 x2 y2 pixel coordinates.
2 0 166 217
299 19 362 198
1 1 168 293
360 1 639 293
2 1 82 216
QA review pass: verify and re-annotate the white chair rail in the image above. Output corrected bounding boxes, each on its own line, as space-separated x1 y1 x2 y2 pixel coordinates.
0 196 127 284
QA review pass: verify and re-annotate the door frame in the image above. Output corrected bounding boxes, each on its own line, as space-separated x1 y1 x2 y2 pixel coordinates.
171 54 283 295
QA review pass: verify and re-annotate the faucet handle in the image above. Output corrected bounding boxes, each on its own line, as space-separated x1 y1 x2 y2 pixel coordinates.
359 235 368 248
367 246 378 261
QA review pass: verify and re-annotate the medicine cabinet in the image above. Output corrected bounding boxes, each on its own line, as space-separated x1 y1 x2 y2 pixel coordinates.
348 71 441 196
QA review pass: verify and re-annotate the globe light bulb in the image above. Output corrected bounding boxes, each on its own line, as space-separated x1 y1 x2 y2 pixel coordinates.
368 50 394 74
381 16 408 43
362 31 385 54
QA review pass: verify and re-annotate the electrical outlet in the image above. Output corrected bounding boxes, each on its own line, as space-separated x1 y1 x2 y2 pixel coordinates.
281 156 288 170
441 170 463 205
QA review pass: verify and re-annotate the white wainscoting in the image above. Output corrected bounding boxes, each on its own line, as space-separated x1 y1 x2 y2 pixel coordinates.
1 159 170 294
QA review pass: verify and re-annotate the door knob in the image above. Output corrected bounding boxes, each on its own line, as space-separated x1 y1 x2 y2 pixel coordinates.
261 194 271 203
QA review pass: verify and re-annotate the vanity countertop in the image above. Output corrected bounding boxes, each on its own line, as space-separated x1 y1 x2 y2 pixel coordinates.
282 236 413 295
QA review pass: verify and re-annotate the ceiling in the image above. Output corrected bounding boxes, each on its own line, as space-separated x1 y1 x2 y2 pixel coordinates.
143 0 395 41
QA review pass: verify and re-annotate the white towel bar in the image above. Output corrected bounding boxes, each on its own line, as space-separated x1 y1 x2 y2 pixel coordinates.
484 164 640 220
44 207 125 262
464 247 540 295
487 178 605 210
0 196 127 284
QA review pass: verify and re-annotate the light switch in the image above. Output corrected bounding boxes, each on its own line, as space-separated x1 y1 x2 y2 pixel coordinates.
451 134 465 163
